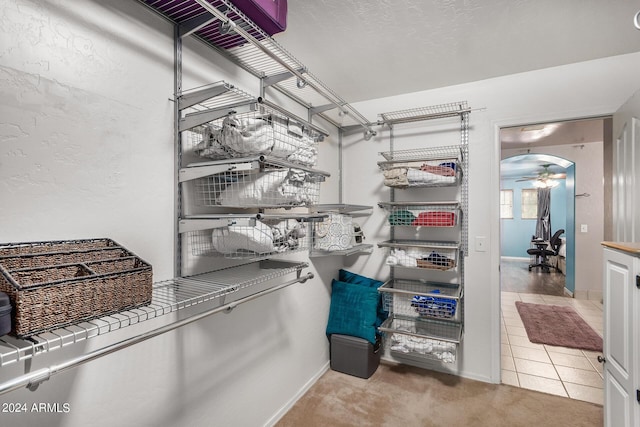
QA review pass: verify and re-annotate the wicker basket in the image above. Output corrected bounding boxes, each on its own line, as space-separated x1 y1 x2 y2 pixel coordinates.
0 238 153 337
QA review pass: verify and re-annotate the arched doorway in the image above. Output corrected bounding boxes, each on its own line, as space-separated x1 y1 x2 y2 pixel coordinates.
500 154 575 295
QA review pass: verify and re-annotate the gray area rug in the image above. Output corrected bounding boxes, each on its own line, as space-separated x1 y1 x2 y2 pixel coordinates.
515 301 603 351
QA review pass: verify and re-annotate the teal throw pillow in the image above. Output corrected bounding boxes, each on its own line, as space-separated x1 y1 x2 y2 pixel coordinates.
326 279 379 345
338 269 383 288
339 269 388 328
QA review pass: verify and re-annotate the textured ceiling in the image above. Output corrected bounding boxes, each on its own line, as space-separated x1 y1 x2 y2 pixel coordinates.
275 0 640 103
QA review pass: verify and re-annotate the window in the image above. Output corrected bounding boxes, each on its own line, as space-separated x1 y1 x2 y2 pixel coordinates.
521 189 538 219
500 190 513 219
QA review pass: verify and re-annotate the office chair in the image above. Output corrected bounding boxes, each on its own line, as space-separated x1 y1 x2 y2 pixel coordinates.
527 229 565 273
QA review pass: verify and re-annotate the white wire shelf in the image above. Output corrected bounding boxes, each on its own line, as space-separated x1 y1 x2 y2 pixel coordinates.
310 204 373 215
0 260 307 368
378 101 470 125
141 0 373 133
180 155 330 182
309 243 374 258
378 145 463 165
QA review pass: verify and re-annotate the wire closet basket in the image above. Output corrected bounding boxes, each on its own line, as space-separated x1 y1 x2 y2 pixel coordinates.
185 103 322 168
190 157 326 208
184 215 314 260
379 202 460 228
378 145 463 189
378 240 460 272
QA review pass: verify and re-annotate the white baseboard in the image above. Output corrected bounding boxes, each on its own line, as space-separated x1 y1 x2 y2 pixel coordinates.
574 289 603 302
500 256 529 261
264 361 330 427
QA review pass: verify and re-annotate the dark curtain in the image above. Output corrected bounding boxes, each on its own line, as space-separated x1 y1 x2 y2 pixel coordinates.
536 187 551 240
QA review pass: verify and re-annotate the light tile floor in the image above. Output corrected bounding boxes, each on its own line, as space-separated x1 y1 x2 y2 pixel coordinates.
501 291 604 405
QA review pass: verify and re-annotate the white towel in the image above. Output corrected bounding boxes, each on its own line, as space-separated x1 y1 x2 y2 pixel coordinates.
406 168 456 185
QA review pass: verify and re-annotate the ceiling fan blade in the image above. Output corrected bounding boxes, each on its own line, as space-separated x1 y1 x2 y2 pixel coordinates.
550 173 566 179
516 177 537 182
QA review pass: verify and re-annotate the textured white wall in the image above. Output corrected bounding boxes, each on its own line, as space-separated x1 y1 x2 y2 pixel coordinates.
0 1 340 426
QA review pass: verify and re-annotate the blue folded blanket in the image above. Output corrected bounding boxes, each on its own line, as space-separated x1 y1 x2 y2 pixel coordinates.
411 290 457 318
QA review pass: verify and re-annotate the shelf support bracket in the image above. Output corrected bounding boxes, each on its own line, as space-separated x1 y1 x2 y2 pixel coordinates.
262 68 306 88
309 103 345 116
341 124 377 140
177 82 234 111
179 101 256 131
178 13 217 38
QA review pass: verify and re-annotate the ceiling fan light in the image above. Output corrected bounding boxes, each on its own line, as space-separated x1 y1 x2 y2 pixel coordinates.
532 178 559 188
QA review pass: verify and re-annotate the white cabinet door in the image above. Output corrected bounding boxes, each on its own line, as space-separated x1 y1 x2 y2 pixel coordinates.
603 247 636 427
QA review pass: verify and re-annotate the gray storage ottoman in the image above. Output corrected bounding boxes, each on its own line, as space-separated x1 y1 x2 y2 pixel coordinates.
330 334 381 379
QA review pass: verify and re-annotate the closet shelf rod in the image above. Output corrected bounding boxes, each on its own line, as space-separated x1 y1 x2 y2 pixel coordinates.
192 0 373 135
0 272 314 396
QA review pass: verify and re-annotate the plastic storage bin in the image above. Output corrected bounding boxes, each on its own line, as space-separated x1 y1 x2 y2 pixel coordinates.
330 334 381 379
231 0 287 36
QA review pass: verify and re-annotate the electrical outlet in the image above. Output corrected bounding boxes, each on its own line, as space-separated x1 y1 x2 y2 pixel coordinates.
580 224 588 233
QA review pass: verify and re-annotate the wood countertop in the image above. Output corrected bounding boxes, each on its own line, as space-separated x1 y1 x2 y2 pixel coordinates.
602 241 640 255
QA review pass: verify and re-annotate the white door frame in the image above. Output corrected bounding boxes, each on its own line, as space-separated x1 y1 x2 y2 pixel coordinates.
490 113 608 383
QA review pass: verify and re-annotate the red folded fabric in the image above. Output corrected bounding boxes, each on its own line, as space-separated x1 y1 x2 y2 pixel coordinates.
411 211 456 227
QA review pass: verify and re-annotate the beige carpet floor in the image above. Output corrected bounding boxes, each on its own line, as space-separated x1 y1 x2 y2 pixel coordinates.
276 362 603 427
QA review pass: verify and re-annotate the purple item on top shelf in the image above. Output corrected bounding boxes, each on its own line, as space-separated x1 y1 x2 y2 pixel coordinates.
143 0 287 50
230 0 287 35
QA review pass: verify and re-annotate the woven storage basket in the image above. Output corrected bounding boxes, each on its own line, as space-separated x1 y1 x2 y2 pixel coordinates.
0 238 152 337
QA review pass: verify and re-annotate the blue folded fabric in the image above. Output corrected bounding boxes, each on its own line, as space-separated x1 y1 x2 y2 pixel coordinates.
411 290 457 318
439 161 456 171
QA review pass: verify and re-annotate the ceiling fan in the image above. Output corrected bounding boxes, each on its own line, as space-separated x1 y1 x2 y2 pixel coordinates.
516 164 566 188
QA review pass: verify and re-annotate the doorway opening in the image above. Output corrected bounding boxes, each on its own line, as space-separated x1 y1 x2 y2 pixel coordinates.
498 117 608 405
500 153 574 295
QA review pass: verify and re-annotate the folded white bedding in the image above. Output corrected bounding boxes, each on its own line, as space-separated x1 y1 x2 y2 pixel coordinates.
406 168 456 185
222 117 274 155
217 169 315 207
210 219 306 255
210 220 275 254
271 122 317 166
385 249 418 267
193 127 230 159
194 117 318 166
390 332 456 363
